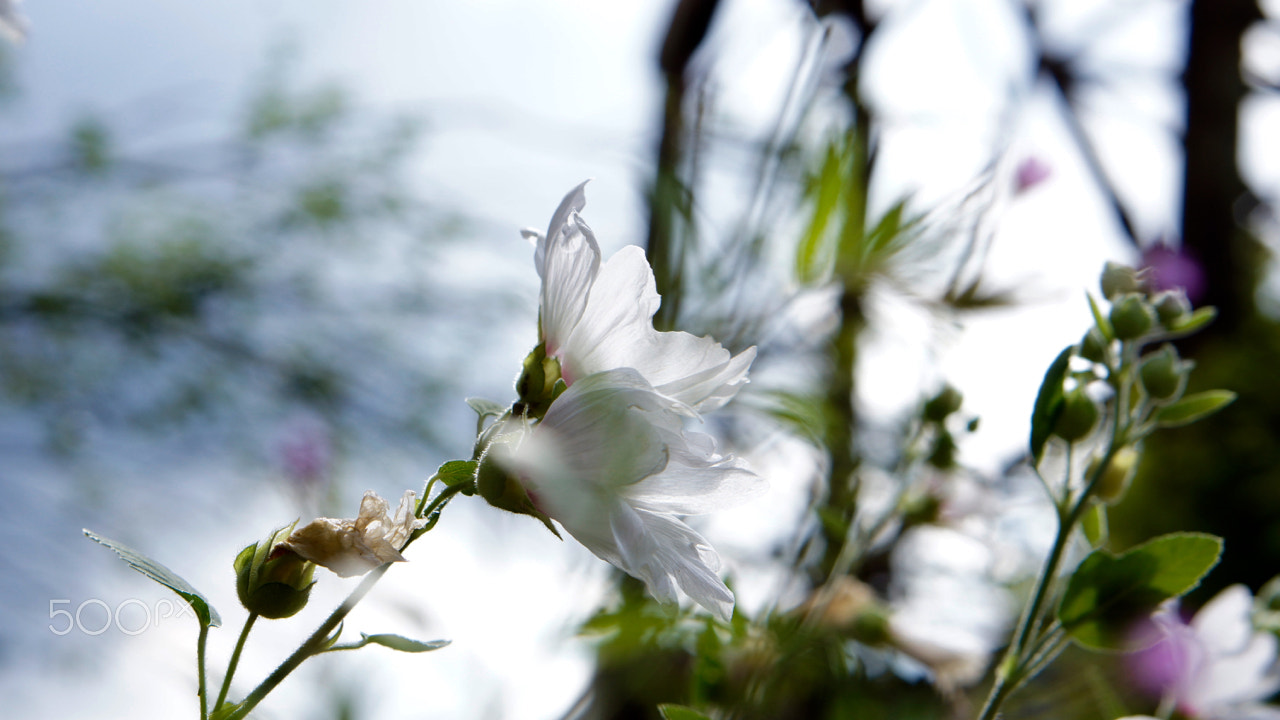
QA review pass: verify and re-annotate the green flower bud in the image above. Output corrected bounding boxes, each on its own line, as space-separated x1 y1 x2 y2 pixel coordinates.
1109 293 1155 340
515 343 565 419
1078 327 1110 365
1053 389 1099 442
1089 447 1139 503
1100 262 1143 300
1153 290 1192 327
923 385 963 423
1139 344 1191 401
476 435 561 538
235 524 316 619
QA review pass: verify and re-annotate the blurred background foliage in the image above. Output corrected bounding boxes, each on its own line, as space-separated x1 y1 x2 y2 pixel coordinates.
4 0 1280 719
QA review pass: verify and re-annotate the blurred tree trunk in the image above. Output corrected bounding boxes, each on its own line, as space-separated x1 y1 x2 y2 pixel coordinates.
1179 0 1263 333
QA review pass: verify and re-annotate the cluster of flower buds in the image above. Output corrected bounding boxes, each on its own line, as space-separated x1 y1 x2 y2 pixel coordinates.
1047 260 1217 504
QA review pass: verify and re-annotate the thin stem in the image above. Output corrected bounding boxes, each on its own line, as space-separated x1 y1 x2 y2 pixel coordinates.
214 612 258 712
224 564 390 720
197 622 210 720
223 482 463 719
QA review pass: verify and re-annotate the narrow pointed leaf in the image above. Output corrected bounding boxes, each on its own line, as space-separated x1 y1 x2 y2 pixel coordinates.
360 633 450 653
1030 346 1074 462
1164 307 1217 337
659 705 714 720
84 529 221 628
1154 390 1236 428
1087 292 1115 342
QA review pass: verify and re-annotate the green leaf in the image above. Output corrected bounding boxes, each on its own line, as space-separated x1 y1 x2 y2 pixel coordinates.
1164 306 1217 337
796 141 849 283
1058 532 1223 650
1154 390 1236 428
436 459 478 488
465 397 506 421
1030 346 1074 462
210 701 244 720
658 705 713 720
1087 292 1115 342
359 633 450 653
84 529 221 628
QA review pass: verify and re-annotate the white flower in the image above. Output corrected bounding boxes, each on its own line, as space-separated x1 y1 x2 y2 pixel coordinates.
281 490 424 578
1129 585 1280 719
525 181 755 413
496 368 761 621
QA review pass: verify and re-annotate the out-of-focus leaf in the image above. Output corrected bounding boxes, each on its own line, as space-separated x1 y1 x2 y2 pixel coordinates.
84 529 221 628
1030 346 1073 463
1058 532 1223 650
1153 390 1236 428
659 705 713 720
796 141 848 283
1087 292 1115 342
1164 307 1217 337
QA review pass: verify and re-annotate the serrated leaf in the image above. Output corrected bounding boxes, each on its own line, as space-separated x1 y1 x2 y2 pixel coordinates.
1030 346 1074 462
1058 532 1223 650
1154 390 1236 428
436 459 477 488
1165 306 1217 337
84 529 221 628
1087 292 1115 342
360 633 450 653
658 705 713 720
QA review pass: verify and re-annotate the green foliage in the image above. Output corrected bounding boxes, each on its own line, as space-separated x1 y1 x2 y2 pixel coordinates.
84 529 222 628
328 632 450 654
1029 346 1073 462
1152 390 1237 428
659 705 713 720
1057 532 1223 650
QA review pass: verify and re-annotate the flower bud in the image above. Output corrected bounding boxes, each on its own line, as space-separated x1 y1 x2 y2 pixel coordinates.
235 524 316 619
923 385 963 423
515 343 565 419
1109 293 1155 340
476 433 561 538
1100 262 1143 300
1089 447 1139 503
1078 327 1110 365
1152 289 1192 327
1139 344 1190 401
1053 389 1099 442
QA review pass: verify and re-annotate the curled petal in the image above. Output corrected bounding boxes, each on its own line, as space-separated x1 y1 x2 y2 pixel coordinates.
283 490 423 578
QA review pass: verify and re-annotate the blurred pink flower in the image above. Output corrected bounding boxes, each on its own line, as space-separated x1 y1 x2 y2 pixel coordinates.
1014 157 1051 194
1127 585 1280 719
278 418 333 492
1141 243 1206 303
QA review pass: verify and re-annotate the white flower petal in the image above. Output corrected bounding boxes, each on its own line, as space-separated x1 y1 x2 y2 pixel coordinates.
559 245 754 411
607 502 734 622
536 183 600 359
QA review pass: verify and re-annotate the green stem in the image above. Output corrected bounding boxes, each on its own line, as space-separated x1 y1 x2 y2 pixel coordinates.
197 622 210 720
978 370 1133 720
225 564 390 720
214 613 258 712
224 483 462 720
